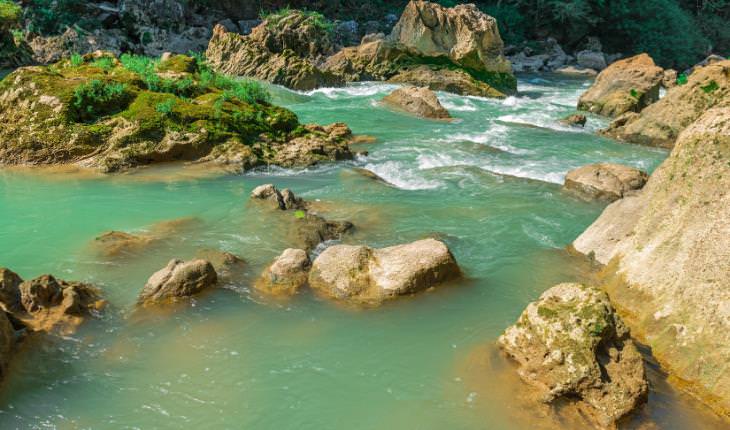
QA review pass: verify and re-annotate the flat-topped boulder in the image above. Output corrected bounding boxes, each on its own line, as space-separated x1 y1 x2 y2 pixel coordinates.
0 52 355 172
498 283 648 428
309 238 460 305
138 259 217 305
578 54 664 117
601 59 730 147
564 163 648 201
0 268 105 334
255 249 311 296
382 87 452 120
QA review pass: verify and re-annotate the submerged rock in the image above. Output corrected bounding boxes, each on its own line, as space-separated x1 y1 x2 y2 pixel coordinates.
194 249 246 282
578 54 664 117
573 105 730 415
382 86 452 120
560 114 587 127
0 268 105 334
0 52 354 172
601 59 730 147
498 283 648 428
138 259 218 304
388 65 506 98
309 238 460 305
250 184 306 211
564 163 648 201
255 249 311 296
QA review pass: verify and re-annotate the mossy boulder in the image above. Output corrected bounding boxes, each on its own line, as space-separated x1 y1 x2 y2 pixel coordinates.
0 52 355 172
0 0 32 68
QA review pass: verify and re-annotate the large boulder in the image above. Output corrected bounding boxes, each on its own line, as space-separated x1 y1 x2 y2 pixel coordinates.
576 50 607 71
578 54 664 117
573 105 730 417
0 268 105 334
563 163 648 202
309 238 460 304
382 87 452 120
255 249 311 296
205 13 344 91
602 60 730 147
498 283 648 428
388 65 505 98
138 259 218 304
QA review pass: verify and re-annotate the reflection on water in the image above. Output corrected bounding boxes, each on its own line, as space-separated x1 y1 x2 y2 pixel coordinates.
0 77 721 428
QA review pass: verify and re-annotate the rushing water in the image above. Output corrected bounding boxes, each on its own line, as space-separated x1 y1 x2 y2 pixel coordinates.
0 75 723 429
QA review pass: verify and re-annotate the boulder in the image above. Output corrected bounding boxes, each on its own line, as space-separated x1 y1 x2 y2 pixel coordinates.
255 249 311 296
382 87 452 120
498 283 648 428
388 65 506 98
250 184 306 211
194 249 246 282
0 268 105 334
573 105 730 416
508 52 548 73
93 231 154 257
662 69 678 89
555 65 597 77
578 54 664 117
564 163 648 202
560 114 587 127
294 214 354 252
576 50 607 71
602 60 730 147
138 259 218 304
309 238 460 304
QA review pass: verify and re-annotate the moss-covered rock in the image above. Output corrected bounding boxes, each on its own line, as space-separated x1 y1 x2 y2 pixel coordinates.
0 51 355 172
0 0 32 68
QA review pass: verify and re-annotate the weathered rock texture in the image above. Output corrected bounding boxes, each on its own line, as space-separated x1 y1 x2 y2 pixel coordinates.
0 52 354 172
205 12 343 90
602 60 730 147
578 54 664 117
560 113 587 127
0 268 105 334
255 249 311 296
250 184 307 211
499 283 648 428
138 259 218 304
309 238 460 304
387 65 505 98
573 105 730 418
0 310 13 382
0 2 32 68
564 163 648 202
382 86 451 120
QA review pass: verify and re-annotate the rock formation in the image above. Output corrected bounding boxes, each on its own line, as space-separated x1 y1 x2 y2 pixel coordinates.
0 268 105 334
573 104 730 417
308 238 460 305
578 54 664 117
0 52 355 172
255 249 311 296
138 259 218 304
0 0 32 68
564 163 648 202
251 184 307 211
382 86 452 120
560 113 587 127
0 310 14 382
498 283 648 428
602 60 730 147
387 65 505 98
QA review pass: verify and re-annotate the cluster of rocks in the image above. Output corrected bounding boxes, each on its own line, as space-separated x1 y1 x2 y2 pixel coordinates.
508 37 619 75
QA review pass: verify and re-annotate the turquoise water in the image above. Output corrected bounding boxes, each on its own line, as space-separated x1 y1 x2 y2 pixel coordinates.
0 76 722 429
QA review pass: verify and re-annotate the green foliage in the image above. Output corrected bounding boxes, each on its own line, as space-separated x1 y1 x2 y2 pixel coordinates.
23 0 98 34
155 99 176 115
260 7 334 33
0 0 21 26
71 79 130 122
677 73 689 85
630 89 638 99
70 53 83 67
701 80 719 93
91 57 114 71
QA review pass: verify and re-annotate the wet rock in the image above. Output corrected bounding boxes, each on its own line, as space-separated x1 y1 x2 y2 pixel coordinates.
388 65 506 98
255 249 311 296
564 163 648 202
93 231 154 257
138 259 218 304
498 283 648 428
294 214 354 252
194 249 246 282
250 184 306 211
309 238 460 305
382 87 452 120
578 54 664 117
602 60 730 147
576 50 607 71
560 114 587 128
0 268 23 313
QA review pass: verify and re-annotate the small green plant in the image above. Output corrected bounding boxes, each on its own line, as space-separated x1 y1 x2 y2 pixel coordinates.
70 53 84 67
701 80 719 94
676 73 688 85
91 57 114 71
630 88 639 99
155 99 176 116
294 210 306 219
71 79 129 122
260 7 333 34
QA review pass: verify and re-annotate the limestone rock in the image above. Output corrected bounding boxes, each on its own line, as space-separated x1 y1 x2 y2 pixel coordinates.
578 54 664 117
138 259 218 304
602 60 730 147
294 214 354 252
573 105 730 416
555 65 597 77
560 114 587 127
0 268 23 313
255 249 311 296
498 283 648 428
662 69 678 89
382 87 452 120
564 163 648 201
576 50 607 71
388 65 506 98
309 238 460 304
250 184 306 211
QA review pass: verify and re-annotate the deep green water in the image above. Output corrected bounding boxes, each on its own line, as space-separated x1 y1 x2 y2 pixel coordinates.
0 76 723 429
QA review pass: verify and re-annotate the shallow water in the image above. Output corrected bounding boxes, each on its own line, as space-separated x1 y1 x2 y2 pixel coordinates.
0 76 723 429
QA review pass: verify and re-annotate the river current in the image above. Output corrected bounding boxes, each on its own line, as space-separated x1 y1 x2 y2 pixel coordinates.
0 76 724 428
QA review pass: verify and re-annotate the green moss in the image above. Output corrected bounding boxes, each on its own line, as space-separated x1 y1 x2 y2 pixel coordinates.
70 79 132 123
701 80 719 94
0 0 21 28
